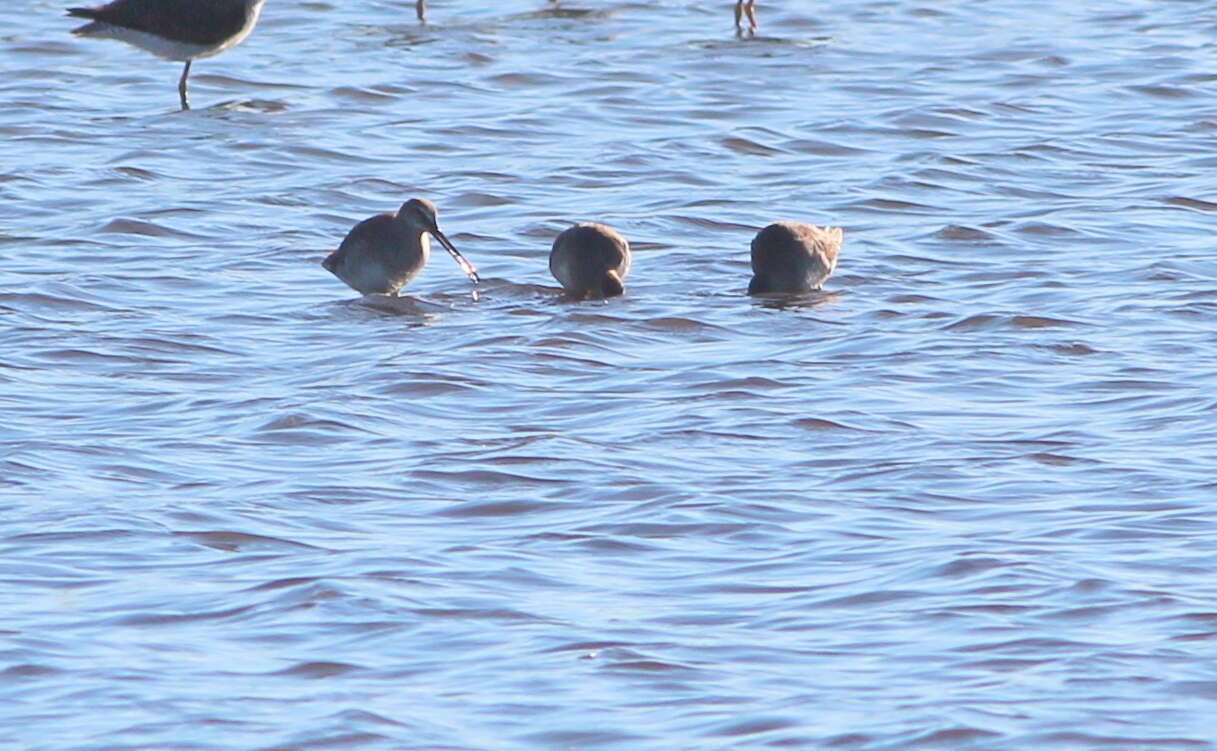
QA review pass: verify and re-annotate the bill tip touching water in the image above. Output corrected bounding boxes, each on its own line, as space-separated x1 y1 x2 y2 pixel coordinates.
322 198 479 298
319 207 845 302
549 222 632 301
748 222 843 296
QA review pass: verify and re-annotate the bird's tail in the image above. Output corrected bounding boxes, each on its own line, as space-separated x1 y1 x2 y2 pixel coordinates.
66 8 107 36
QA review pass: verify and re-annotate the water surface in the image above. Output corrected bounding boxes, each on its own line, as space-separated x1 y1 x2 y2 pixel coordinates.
2 1 1216 748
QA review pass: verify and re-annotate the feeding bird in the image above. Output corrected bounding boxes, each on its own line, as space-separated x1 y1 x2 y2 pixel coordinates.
748 222 842 295
549 222 632 300
322 198 479 297
66 0 268 110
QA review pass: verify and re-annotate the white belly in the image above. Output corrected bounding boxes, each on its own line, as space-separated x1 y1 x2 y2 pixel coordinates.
81 2 264 61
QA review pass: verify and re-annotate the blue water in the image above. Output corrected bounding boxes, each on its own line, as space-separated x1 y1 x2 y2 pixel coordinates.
2 1 1216 748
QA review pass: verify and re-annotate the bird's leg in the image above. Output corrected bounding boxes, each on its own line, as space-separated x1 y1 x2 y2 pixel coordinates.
416 0 426 22
745 1 758 31
734 0 758 33
177 59 192 109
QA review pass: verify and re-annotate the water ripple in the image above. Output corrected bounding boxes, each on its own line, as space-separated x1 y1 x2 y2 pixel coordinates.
1 1 1216 749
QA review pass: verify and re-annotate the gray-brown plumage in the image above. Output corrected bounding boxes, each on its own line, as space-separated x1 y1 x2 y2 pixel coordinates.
748 222 842 295
549 223 631 300
322 198 479 297
66 0 267 110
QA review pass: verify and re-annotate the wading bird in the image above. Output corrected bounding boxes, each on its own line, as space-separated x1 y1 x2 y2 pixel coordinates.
322 198 480 297
748 222 842 295
67 0 268 110
549 222 632 300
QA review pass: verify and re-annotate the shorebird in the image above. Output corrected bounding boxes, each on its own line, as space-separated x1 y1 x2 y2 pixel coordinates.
748 222 842 295
549 222 631 300
66 0 268 110
322 198 480 296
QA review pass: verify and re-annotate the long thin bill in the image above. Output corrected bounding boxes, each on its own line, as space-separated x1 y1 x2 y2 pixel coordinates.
432 228 480 284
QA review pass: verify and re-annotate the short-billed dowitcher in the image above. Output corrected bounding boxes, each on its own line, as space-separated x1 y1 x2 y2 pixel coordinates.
322 198 479 296
748 222 842 295
549 222 631 300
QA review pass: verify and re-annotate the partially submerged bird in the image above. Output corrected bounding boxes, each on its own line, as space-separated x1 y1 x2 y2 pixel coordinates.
66 0 268 110
748 222 843 295
549 222 631 300
322 198 479 297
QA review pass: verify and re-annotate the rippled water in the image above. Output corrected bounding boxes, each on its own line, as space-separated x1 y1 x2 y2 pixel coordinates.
3 1 1217 748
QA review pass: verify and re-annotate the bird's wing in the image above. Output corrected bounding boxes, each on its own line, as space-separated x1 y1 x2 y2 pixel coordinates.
72 0 248 46
337 214 398 258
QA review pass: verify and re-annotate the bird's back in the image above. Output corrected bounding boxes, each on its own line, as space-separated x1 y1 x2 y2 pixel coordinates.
550 223 631 299
749 222 842 294
69 0 253 46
